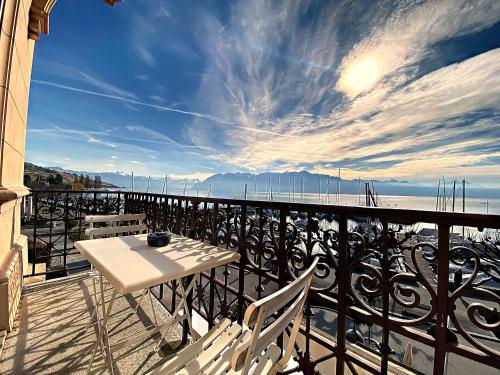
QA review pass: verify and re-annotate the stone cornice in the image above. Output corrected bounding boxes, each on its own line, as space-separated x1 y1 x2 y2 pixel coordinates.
28 1 123 41
0 186 30 203
28 0 57 41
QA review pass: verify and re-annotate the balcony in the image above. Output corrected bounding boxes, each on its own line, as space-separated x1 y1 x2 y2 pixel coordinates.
3 189 499 374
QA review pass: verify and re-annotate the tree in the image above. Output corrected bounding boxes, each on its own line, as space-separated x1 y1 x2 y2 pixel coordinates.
47 175 56 185
79 174 85 184
84 175 91 188
55 173 63 185
73 174 79 184
24 174 32 187
72 182 85 190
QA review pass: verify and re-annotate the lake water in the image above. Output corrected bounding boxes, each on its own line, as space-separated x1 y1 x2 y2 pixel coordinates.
220 192 500 215
138 186 500 215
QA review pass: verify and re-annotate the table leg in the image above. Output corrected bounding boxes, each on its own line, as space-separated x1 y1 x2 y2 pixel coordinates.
134 288 148 312
180 273 199 342
153 274 199 348
87 276 117 375
148 288 159 327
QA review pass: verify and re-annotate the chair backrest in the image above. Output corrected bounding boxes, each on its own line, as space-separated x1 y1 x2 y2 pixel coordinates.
231 257 319 374
85 213 147 239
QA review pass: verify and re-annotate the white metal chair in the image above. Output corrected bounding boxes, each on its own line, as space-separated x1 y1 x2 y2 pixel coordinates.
84 214 153 325
150 257 319 375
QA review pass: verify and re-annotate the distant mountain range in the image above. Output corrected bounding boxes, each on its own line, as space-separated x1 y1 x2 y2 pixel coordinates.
192 171 500 199
28 165 499 199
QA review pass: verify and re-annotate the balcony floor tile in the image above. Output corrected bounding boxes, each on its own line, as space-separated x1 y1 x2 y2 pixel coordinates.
0 274 183 374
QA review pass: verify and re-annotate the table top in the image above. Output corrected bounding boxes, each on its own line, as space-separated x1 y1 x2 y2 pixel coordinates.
75 234 240 293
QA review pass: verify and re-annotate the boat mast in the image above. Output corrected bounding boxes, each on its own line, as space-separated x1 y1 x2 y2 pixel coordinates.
162 173 167 194
358 177 361 205
435 179 441 211
337 165 341 204
278 175 281 201
269 175 272 201
452 180 456 212
301 176 304 203
462 179 465 242
318 179 321 203
442 177 447 211
326 177 330 204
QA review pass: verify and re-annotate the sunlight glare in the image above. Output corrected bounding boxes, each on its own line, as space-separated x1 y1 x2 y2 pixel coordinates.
338 56 380 98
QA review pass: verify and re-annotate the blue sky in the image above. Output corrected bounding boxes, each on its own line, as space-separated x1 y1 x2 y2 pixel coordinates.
26 0 500 186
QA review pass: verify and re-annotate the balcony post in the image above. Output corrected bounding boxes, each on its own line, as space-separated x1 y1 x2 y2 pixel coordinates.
62 191 69 274
31 191 39 276
380 220 390 374
277 206 288 350
303 211 314 372
433 223 450 375
336 215 348 375
237 204 247 324
207 202 219 328
175 198 181 234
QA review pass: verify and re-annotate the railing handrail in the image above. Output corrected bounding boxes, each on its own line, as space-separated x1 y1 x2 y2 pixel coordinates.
28 189 500 228
122 191 500 229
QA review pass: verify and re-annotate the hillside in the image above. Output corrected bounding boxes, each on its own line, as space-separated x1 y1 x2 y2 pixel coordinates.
24 163 117 189
47 166 200 193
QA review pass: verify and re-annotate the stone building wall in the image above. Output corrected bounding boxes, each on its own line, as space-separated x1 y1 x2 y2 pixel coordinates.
0 0 36 331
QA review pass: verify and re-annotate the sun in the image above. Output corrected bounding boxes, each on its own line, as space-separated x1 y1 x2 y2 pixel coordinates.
338 56 380 98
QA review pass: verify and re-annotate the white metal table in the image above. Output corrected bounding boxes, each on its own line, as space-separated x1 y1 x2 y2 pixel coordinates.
75 234 240 374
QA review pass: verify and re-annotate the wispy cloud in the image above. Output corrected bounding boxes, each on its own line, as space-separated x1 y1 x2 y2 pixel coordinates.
29 126 117 148
31 79 236 125
34 60 137 99
183 0 500 182
32 79 294 139
27 0 500 185
133 44 156 67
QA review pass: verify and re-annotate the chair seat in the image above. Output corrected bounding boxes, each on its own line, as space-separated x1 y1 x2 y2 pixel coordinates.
151 318 283 375
88 270 100 278
88 270 111 285
152 319 242 375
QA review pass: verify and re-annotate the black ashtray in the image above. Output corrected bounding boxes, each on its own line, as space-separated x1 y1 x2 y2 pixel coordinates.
147 231 172 247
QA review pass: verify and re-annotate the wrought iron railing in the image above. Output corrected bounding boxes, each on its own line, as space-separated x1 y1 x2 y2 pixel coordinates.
23 190 125 278
23 190 500 374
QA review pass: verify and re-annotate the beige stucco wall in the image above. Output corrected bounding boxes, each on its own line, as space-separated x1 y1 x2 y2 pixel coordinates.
0 0 35 331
